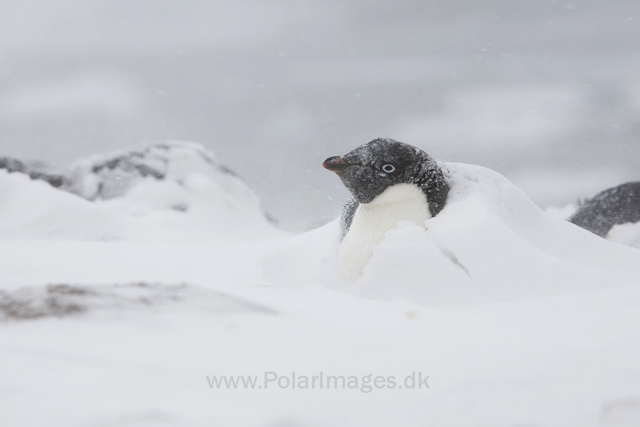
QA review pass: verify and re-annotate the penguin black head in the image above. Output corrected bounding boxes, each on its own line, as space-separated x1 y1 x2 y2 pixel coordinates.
323 138 449 217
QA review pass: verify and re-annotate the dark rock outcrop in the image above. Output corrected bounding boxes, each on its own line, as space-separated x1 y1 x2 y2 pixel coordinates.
569 182 640 237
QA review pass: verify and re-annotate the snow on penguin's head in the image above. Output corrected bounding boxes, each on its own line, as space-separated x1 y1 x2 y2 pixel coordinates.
323 138 449 216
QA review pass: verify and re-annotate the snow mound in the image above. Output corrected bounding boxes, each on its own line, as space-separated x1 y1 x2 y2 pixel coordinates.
267 162 640 304
0 141 283 241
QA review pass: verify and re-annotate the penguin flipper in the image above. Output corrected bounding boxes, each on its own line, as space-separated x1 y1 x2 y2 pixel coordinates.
340 197 359 241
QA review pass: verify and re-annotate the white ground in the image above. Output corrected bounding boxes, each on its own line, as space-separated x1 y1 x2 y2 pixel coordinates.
1 162 640 427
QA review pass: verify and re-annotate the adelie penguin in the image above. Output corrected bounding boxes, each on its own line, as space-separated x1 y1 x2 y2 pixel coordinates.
323 138 450 281
569 181 640 238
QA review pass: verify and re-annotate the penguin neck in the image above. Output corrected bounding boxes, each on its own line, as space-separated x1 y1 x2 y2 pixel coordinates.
339 183 432 281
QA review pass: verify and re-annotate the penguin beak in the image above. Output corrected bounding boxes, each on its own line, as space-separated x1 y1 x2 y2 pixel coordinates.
323 156 349 173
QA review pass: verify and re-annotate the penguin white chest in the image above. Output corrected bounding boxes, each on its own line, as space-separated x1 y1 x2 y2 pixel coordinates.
339 183 432 281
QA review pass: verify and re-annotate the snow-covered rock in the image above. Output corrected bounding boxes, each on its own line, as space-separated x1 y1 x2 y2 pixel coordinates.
0 282 272 321
0 141 283 241
0 156 68 188
547 182 640 249
569 181 640 239
67 141 235 199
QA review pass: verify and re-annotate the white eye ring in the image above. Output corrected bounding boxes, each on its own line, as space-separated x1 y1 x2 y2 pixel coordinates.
382 164 396 173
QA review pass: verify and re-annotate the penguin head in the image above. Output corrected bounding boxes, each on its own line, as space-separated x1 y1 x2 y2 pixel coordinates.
323 138 442 205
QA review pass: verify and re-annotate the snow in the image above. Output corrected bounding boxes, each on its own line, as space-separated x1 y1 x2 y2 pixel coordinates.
609 222 640 249
1 159 640 426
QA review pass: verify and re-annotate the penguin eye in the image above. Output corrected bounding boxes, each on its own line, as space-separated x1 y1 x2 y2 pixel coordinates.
382 164 396 174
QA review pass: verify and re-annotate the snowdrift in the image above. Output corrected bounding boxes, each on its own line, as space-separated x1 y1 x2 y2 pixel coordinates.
266 162 640 304
0 141 282 241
